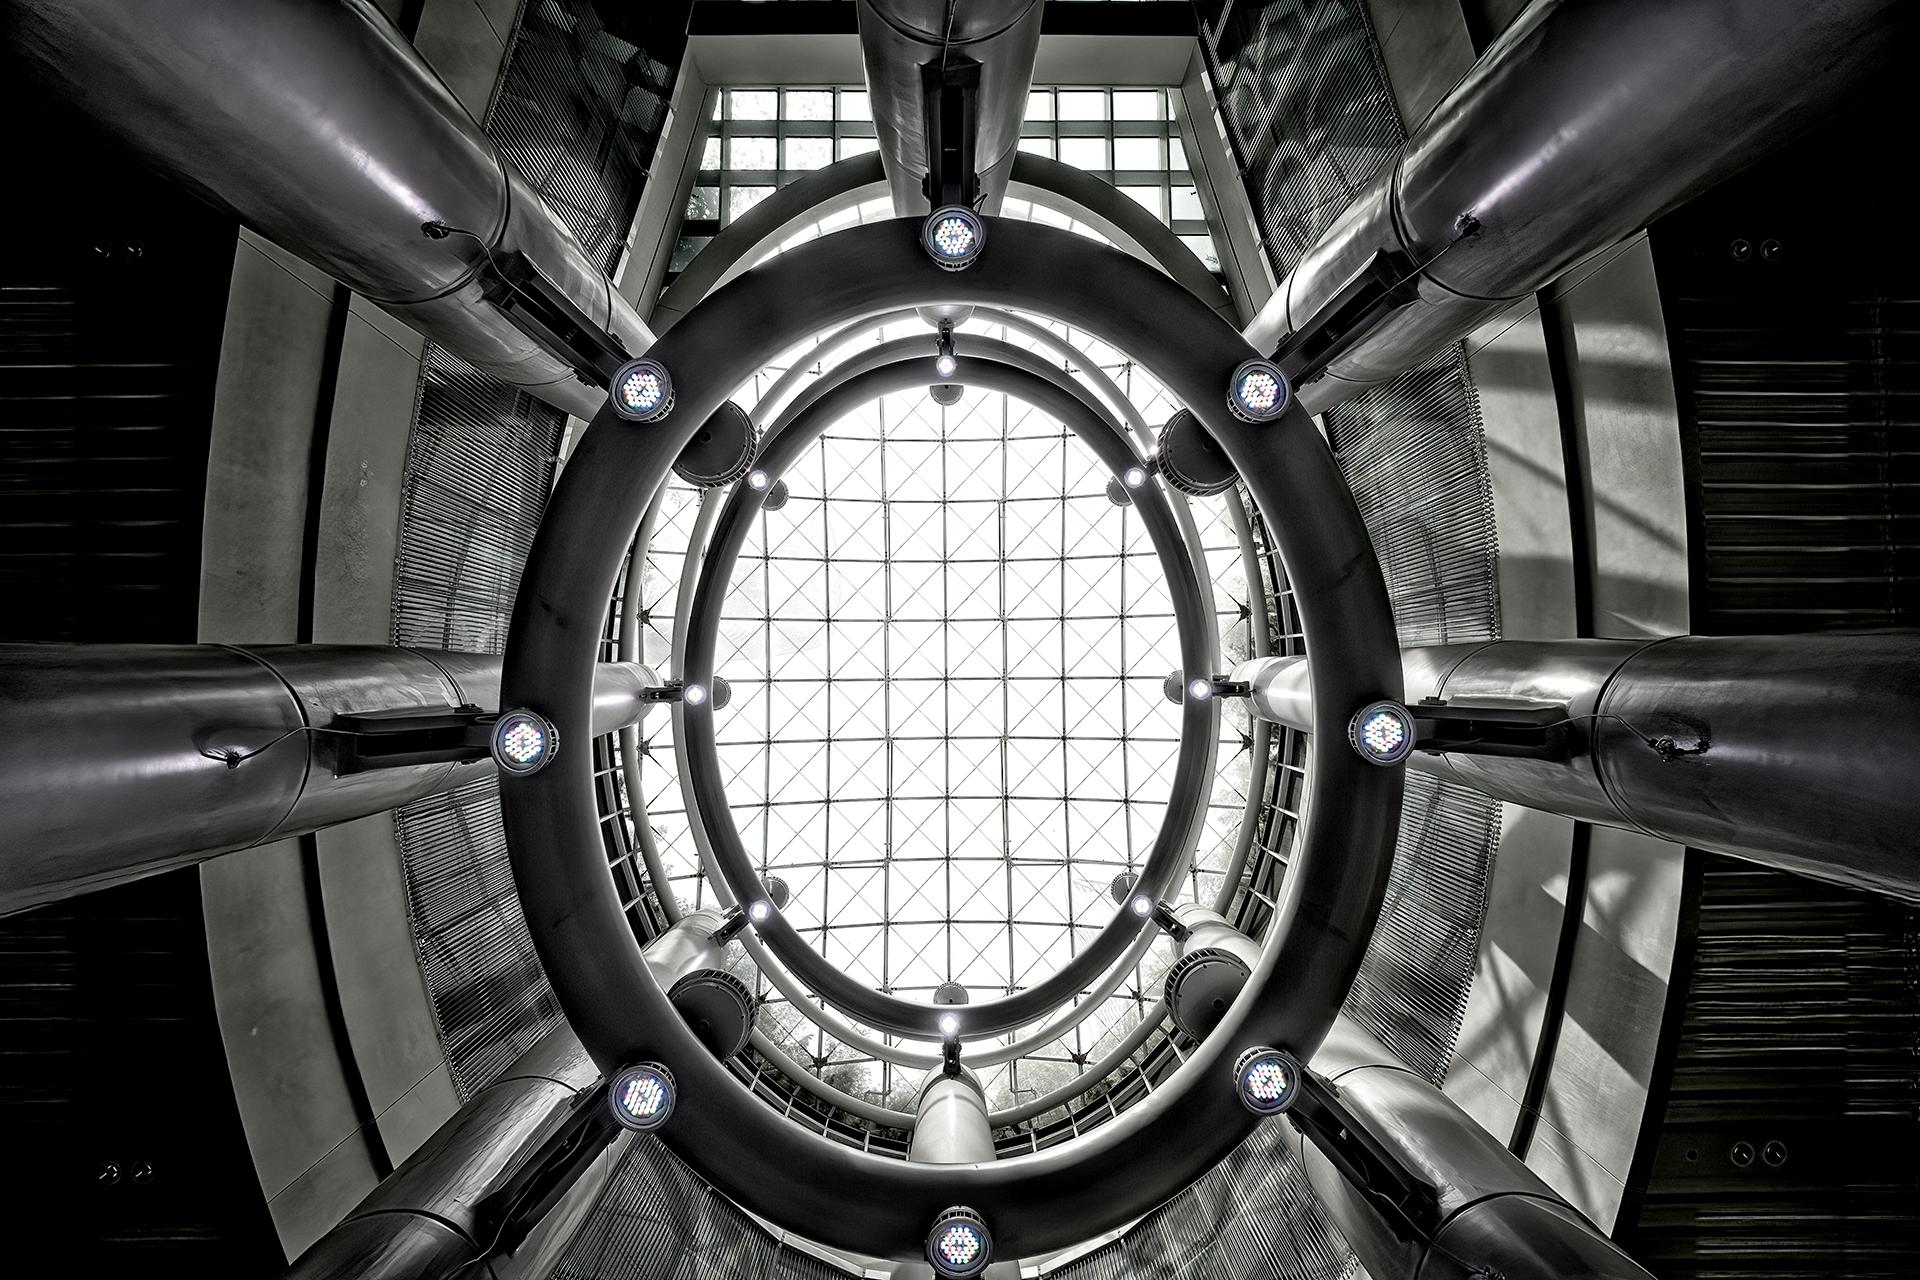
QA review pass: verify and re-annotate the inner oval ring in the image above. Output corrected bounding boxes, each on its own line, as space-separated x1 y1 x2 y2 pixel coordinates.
680 337 1218 1041
497 217 1403 1261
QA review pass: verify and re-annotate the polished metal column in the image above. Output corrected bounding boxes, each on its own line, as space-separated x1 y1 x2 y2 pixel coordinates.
0 644 658 913
1289 1020 1653 1280
641 908 752 1058
283 1026 599 1280
1233 633 1920 902
909 1068 994 1165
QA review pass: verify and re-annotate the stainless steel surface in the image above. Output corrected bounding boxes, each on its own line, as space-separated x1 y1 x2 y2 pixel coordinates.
0 644 658 914
910 1072 996 1165
1245 635 1920 901
8 0 652 418
1245 0 1909 410
856 0 1043 215
1285 1020 1653 1280
282 1025 598 1280
496 217 1402 1260
1165 905 1261 1038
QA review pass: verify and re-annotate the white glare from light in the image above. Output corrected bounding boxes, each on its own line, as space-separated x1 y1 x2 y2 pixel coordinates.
683 683 708 706
1188 678 1213 702
1130 894 1153 917
936 352 959 377
747 469 770 491
748 899 772 923
1123 466 1147 489
938 1012 961 1038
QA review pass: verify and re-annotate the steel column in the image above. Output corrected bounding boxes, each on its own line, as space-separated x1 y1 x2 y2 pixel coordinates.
910 1070 996 1165
0 644 658 914
1236 635 1920 902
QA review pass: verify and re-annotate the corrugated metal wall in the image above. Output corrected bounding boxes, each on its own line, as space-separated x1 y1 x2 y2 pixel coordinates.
1618 85 1920 1278
391 0 676 1098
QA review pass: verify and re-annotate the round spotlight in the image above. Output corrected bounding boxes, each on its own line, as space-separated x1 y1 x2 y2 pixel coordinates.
1130 894 1153 918
490 709 557 776
1227 358 1289 423
935 352 959 378
674 401 758 489
611 357 675 423
1232 1046 1301 1116
927 1207 992 1279
1156 409 1237 497
923 206 985 271
1348 699 1416 766
1188 677 1214 702
1124 465 1147 489
608 1062 676 1132
682 682 708 707
747 899 772 924
747 468 771 492
938 1012 961 1038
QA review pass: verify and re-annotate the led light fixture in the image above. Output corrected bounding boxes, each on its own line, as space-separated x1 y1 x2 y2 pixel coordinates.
1130 894 1153 917
490 709 557 776
1226 358 1289 423
1232 1046 1301 1116
1348 699 1416 766
1123 465 1147 489
610 357 675 423
923 206 985 271
927 1207 992 1279
1188 677 1214 702
747 899 772 924
938 1012 961 1038
682 682 708 707
934 322 960 379
747 469 770 492
608 1061 676 1132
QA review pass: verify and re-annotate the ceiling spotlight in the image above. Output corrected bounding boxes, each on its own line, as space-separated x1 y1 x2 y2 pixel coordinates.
934 322 959 379
938 1012 961 1038
927 1207 992 1279
747 468 771 492
610 357 675 423
1124 465 1148 489
490 709 557 776
747 899 772 923
1188 677 1214 702
608 1061 677 1132
1227 358 1289 424
1348 699 1416 766
1130 894 1153 917
682 682 708 707
923 206 986 271
1232 1046 1301 1116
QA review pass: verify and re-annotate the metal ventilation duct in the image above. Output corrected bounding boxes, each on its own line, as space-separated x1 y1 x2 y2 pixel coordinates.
7 0 653 419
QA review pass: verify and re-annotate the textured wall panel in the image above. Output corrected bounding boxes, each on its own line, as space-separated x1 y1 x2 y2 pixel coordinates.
1197 0 1404 278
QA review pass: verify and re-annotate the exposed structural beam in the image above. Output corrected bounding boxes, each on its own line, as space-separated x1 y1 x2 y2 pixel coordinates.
857 0 1044 216
8 0 653 419
0 644 660 915
1233 635 1920 903
1282 1021 1655 1280
1244 0 1910 412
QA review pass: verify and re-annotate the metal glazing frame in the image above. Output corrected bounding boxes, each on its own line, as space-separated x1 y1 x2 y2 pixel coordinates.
498 217 1402 1260
677 341 1217 1041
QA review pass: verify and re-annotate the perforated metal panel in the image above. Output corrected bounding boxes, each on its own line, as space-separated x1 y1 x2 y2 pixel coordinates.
1196 0 1404 278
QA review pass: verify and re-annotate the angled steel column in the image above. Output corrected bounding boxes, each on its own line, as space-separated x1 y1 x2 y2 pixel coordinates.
641 908 752 1059
0 644 659 914
1285 1020 1654 1280
283 1025 599 1280
1244 0 1909 411
8 0 653 418
1233 634 1920 902
1161 903 1263 1040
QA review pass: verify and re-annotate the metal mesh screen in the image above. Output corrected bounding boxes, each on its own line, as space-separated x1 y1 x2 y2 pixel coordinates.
1341 771 1498 1082
1045 1131 1355 1280
1196 0 1405 278
394 0 678 1097
488 0 675 274
550 1138 862 1280
396 776 564 1098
